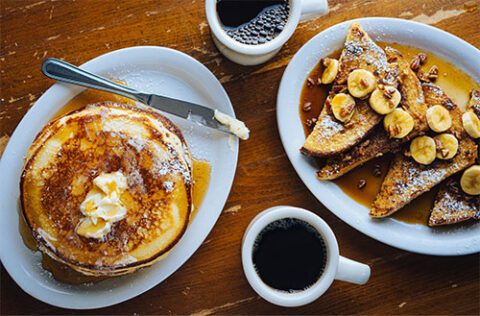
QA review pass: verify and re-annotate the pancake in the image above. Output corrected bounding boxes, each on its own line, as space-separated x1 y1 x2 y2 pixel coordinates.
21 102 192 276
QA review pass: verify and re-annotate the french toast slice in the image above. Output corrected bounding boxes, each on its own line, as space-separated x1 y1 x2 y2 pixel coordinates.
302 23 397 157
370 83 478 217
428 177 480 226
317 47 426 180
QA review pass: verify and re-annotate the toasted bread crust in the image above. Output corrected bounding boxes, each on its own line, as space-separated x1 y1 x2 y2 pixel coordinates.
370 83 478 217
302 23 397 157
428 177 480 226
317 47 426 180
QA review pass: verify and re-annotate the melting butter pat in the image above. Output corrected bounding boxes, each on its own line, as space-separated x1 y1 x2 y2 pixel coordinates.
76 171 128 239
214 110 250 140
76 217 112 239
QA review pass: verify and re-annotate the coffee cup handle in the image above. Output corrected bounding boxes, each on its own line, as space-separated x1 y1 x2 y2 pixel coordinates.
335 256 371 285
299 0 329 21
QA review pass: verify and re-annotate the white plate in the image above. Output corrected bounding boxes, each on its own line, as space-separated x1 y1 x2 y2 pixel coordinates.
277 18 480 256
0 46 239 309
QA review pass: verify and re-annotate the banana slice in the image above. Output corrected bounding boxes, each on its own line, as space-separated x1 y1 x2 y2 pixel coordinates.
434 133 458 160
384 108 415 138
331 93 356 123
462 111 480 139
347 69 377 98
460 165 480 195
426 105 452 132
410 136 436 165
321 58 339 84
369 86 401 115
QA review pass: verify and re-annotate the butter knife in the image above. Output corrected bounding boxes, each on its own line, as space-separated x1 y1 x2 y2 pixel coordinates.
41 58 239 137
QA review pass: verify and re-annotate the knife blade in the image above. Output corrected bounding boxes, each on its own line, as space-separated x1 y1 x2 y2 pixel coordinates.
144 94 231 134
41 58 235 136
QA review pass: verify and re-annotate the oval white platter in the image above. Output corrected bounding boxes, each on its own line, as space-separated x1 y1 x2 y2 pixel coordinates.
277 17 480 256
0 46 239 309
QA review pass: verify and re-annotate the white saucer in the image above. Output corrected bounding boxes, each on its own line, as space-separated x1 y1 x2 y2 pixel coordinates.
0 46 239 309
277 18 480 256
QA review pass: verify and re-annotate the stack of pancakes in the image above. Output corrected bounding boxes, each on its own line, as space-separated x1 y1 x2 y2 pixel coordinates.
21 102 192 276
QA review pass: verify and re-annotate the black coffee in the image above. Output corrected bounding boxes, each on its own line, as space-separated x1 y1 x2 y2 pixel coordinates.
252 218 327 292
217 0 289 45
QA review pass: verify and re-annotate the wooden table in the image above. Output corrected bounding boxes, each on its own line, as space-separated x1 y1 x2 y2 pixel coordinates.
1 0 479 314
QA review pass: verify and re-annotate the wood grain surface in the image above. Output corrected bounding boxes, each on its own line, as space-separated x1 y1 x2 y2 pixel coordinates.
1 0 479 314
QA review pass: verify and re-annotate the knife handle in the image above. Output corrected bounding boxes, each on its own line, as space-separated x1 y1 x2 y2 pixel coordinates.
41 58 150 104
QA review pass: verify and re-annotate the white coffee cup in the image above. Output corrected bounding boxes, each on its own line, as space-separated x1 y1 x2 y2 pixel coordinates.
205 0 329 66
242 206 370 307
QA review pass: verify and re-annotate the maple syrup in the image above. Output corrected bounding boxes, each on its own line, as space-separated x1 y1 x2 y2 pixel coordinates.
191 159 212 219
299 43 479 225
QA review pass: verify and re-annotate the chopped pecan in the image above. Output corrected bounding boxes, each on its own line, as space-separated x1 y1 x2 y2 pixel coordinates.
372 164 382 177
336 76 347 85
339 102 355 118
471 89 480 100
447 180 459 193
302 101 312 112
417 70 430 83
427 65 439 81
360 78 369 88
410 56 421 71
472 105 480 117
442 99 454 110
388 124 401 138
383 87 396 99
332 85 347 94
418 53 428 65
325 99 333 115
440 148 450 158
357 179 367 190
307 77 315 87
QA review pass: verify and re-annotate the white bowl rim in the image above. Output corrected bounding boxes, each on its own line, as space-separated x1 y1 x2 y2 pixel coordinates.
277 17 480 256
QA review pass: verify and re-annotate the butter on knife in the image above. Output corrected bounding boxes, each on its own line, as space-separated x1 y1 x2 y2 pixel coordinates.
214 110 250 140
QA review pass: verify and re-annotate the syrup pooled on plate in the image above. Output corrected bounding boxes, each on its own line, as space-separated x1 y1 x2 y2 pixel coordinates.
299 43 480 225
